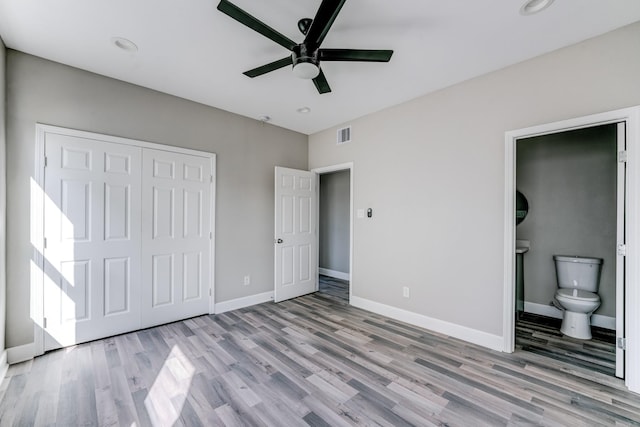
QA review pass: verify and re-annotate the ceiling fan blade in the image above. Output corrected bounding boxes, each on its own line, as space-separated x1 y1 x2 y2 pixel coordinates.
217 0 296 51
304 0 347 49
243 56 293 78
320 49 393 62
312 69 332 94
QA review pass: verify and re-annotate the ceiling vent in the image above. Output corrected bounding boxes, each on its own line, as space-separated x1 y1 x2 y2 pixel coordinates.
337 126 351 145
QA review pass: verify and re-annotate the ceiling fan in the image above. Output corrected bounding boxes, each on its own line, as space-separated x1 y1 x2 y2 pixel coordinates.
217 0 394 94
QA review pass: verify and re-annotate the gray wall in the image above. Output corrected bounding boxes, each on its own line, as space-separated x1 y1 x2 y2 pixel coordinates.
6 51 307 348
516 125 617 317
0 37 6 361
308 22 640 337
319 170 350 274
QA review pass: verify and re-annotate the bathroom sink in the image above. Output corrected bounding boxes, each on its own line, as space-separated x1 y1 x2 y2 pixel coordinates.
516 239 530 254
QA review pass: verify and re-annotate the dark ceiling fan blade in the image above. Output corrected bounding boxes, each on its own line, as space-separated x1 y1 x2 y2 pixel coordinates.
243 56 293 78
312 69 332 94
304 0 347 49
217 0 296 51
319 49 393 62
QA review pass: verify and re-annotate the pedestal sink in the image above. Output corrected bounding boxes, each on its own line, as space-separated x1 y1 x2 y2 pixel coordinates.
516 240 530 316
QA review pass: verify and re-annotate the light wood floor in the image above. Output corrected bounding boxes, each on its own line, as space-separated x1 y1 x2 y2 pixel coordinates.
1 285 639 426
516 312 616 377
318 275 349 302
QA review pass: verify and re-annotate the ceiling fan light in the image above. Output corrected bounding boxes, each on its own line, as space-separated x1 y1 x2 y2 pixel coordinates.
292 62 320 79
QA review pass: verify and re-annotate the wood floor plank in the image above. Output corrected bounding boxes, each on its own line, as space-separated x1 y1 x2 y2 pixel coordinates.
2 277 639 426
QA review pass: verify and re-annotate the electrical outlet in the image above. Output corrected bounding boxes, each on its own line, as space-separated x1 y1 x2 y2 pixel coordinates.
402 286 410 298
244 275 251 286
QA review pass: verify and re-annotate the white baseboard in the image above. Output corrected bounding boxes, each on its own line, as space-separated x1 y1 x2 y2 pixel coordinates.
214 291 274 314
7 342 35 364
350 296 504 352
524 301 616 330
0 350 8 382
319 268 350 281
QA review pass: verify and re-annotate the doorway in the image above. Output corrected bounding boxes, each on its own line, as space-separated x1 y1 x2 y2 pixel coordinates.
515 124 618 377
503 106 640 394
313 163 353 304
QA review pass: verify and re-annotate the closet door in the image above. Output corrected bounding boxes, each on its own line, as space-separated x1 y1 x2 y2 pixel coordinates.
141 149 212 327
43 134 142 351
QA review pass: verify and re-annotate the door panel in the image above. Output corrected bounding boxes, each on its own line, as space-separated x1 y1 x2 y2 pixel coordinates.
274 167 317 302
44 133 142 351
104 257 129 315
141 149 211 327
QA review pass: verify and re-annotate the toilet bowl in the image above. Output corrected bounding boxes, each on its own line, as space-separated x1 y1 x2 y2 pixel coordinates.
555 288 600 339
553 255 602 340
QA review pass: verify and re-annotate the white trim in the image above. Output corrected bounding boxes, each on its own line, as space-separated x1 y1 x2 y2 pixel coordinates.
7 343 35 364
616 121 626 378
36 124 214 157
209 155 217 315
351 296 504 352
32 126 46 357
318 268 349 281
524 302 616 330
214 291 274 314
33 124 217 355
312 162 354 304
0 350 8 381
504 106 640 394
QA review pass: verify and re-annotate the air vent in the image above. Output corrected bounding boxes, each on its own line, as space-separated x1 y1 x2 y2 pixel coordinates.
337 126 351 145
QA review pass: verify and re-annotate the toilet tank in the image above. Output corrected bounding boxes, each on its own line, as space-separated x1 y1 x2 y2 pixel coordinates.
553 255 603 292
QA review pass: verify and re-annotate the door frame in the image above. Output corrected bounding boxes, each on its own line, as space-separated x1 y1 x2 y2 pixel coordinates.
503 106 640 394
311 162 354 302
32 124 217 357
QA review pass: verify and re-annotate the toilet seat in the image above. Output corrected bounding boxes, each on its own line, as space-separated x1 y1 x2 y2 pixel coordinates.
555 288 599 302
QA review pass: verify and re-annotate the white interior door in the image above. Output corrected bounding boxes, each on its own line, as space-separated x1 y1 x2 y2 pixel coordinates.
141 149 212 327
43 134 141 351
616 121 626 379
274 167 317 302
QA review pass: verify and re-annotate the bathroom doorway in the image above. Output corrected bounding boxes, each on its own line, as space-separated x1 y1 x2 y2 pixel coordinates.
515 123 619 377
503 106 640 394
313 163 353 304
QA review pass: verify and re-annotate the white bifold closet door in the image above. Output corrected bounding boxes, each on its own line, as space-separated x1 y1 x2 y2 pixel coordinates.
43 132 212 351
141 149 211 328
44 134 143 350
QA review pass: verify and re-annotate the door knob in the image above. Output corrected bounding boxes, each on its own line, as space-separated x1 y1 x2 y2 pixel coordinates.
276 238 283 244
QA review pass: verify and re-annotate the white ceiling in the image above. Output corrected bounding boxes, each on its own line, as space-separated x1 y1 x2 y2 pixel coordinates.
1 0 640 135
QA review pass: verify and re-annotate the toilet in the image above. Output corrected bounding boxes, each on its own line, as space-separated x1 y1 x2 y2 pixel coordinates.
553 255 602 340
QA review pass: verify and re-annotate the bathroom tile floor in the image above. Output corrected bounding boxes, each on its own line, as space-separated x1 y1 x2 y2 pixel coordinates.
515 312 616 377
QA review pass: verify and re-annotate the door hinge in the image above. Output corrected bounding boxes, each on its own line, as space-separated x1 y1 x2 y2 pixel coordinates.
209 231 212 239
617 244 627 256
210 175 213 183
44 156 48 167
617 337 627 350
43 238 47 249
618 151 628 163
209 288 212 296
43 317 47 329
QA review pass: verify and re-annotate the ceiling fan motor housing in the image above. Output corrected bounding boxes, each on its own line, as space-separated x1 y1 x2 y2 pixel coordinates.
292 44 319 68
292 44 320 79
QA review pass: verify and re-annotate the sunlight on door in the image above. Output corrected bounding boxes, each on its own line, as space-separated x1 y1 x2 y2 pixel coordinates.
32 177 79 347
